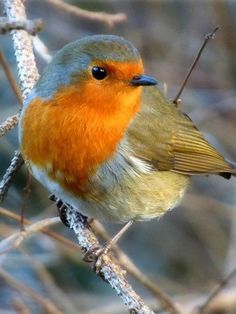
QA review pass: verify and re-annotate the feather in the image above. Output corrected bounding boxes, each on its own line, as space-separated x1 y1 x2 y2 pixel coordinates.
127 86 235 178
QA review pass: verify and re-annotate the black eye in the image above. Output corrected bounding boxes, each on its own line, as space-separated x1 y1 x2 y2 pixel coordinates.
92 66 107 80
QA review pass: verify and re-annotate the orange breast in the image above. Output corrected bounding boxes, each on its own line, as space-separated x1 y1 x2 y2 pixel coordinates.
21 82 141 196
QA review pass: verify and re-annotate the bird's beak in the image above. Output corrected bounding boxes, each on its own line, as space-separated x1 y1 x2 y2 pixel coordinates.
130 74 157 86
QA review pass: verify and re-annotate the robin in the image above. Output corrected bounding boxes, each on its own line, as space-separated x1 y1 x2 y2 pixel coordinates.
19 34 236 243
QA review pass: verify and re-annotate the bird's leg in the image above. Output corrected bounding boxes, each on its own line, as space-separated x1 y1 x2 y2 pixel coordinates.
102 220 133 255
83 220 133 273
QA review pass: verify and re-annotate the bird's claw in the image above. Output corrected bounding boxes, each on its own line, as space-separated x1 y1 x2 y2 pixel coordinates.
83 246 109 280
56 200 70 227
49 194 70 227
58 205 70 227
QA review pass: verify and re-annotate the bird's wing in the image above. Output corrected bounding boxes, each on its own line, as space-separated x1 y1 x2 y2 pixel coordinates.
126 86 235 178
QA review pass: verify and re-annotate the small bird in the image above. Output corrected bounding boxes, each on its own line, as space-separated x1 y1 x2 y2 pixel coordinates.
19 35 236 231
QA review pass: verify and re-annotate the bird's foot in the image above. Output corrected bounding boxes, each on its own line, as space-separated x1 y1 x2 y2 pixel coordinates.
84 220 133 276
49 194 88 227
83 246 109 281
54 197 71 227
58 203 70 227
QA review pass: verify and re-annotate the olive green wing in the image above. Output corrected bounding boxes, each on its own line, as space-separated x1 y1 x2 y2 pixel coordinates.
127 86 235 177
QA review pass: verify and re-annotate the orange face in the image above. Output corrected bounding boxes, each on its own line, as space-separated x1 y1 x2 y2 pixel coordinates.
72 58 144 112
21 58 144 196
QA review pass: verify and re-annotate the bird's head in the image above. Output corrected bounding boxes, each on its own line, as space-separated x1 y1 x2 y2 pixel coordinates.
34 35 157 115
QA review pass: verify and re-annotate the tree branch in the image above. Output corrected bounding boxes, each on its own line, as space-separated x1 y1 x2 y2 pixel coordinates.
66 207 155 314
172 26 220 106
0 206 80 251
0 113 19 138
45 0 126 28
3 0 39 99
0 51 22 104
0 17 43 36
0 150 24 203
0 216 60 255
198 268 236 313
0 267 62 313
1 0 40 202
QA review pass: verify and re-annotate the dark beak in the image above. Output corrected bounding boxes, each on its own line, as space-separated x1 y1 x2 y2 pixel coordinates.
130 74 157 86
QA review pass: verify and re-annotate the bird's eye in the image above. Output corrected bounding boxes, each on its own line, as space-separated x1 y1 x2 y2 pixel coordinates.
92 66 107 80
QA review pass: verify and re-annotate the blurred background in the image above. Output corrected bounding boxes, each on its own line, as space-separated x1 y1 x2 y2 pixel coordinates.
0 0 236 313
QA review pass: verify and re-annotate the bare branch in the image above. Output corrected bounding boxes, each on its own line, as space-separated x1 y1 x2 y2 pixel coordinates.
33 36 52 62
0 51 22 104
0 206 80 250
0 267 62 313
0 217 60 254
173 26 220 106
0 113 19 138
23 249 79 314
0 150 24 203
12 297 32 314
45 0 126 28
20 171 32 230
1 0 40 201
198 268 236 314
0 17 43 36
11 298 32 314
4 0 39 99
198 289 236 314
66 208 155 314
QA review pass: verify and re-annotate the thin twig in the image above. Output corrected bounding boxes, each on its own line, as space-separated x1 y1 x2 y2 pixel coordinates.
163 82 168 98
0 206 80 251
0 113 19 138
0 17 43 35
0 150 24 203
23 249 79 314
11 297 32 314
0 51 22 104
33 36 52 62
0 267 62 314
198 268 236 313
0 217 60 254
173 26 220 106
45 0 126 28
20 171 32 230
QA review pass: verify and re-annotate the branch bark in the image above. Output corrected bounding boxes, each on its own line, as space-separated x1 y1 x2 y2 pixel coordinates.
0 0 41 202
0 113 19 138
0 150 24 202
0 17 43 35
4 0 39 98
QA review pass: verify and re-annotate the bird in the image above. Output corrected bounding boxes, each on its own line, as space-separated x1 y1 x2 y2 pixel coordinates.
19 34 236 239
